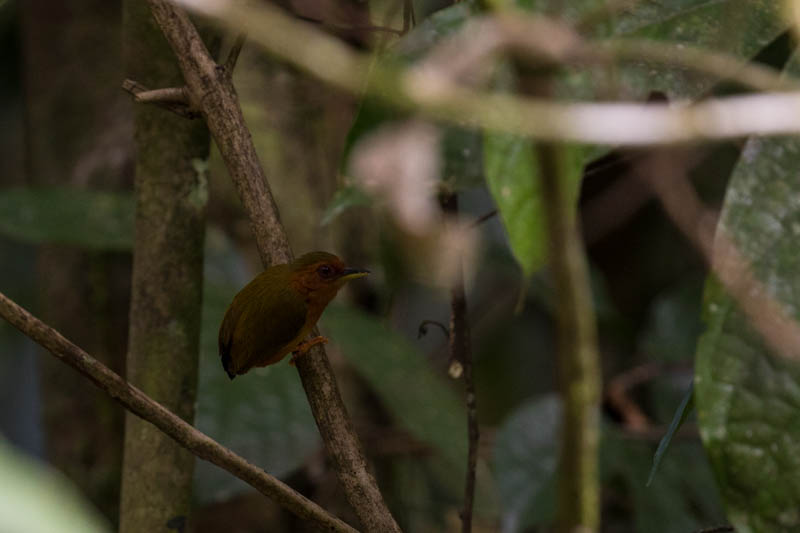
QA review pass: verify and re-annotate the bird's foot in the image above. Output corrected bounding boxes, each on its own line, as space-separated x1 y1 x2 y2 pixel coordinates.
289 336 329 366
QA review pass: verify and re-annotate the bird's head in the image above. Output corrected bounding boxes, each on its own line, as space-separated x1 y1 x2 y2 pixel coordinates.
289 251 369 300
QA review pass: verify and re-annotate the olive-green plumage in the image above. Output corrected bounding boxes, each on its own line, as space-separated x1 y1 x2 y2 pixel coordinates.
218 251 368 379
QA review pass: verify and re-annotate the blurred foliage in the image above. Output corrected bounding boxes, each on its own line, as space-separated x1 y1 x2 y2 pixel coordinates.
0 187 133 250
0 438 109 533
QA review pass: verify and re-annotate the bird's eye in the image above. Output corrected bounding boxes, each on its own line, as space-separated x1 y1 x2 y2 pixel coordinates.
318 265 334 278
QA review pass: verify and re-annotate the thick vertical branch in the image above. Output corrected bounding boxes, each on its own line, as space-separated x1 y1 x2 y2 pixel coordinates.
119 3 211 531
143 2 400 531
440 192 479 533
538 144 601 533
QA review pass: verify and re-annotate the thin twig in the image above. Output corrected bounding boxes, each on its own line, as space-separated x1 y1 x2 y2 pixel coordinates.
470 209 498 228
0 291 356 533
144 2 400 531
693 526 734 533
122 79 199 119
417 319 449 339
223 33 246 74
177 0 800 146
440 192 479 533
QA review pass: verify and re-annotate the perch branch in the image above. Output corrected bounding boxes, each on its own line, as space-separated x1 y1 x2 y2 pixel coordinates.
439 192 479 533
144 2 400 531
0 291 356 533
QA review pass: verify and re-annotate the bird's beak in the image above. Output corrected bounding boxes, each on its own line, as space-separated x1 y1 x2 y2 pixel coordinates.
339 267 370 282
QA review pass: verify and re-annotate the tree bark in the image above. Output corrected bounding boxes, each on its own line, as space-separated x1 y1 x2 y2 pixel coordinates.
118 3 212 531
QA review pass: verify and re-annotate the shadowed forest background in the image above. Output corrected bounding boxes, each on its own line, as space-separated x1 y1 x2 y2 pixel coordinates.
2 0 800 532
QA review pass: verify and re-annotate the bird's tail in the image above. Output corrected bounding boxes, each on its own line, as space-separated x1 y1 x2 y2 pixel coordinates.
221 351 236 380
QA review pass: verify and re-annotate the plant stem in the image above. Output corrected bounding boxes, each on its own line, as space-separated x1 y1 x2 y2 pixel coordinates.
537 144 602 533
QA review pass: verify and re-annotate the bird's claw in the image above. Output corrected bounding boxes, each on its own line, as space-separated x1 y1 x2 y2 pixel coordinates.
289 336 329 366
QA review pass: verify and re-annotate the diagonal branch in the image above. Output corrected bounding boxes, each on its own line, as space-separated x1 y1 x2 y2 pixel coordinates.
143 2 400 531
0 291 356 533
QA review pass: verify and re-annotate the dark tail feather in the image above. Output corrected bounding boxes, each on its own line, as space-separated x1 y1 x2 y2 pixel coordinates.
220 350 236 380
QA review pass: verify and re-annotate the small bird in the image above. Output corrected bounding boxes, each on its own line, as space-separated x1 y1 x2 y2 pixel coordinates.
218 251 369 379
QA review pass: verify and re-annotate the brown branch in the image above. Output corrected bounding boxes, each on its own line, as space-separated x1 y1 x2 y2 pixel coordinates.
223 33 246 75
121 79 200 119
0 291 356 533
440 192 479 533
144 2 400 531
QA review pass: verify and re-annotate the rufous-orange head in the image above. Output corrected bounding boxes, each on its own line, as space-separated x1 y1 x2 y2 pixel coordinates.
288 252 369 302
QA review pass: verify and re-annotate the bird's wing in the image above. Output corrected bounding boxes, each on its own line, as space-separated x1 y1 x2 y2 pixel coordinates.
219 268 307 378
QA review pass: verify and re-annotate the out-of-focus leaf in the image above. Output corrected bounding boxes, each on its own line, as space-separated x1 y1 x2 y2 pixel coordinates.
483 138 583 276
0 187 133 250
329 2 482 225
320 185 370 226
0 439 109 533
603 429 724 533
521 0 785 100
695 125 800 531
493 394 560 533
321 305 467 469
492 395 723 533
193 233 320 502
647 385 694 486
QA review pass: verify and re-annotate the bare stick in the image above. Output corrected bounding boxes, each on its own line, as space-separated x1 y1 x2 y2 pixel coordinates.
144 2 400 531
223 33 246 74
121 79 199 119
440 192 479 533
0 291 356 533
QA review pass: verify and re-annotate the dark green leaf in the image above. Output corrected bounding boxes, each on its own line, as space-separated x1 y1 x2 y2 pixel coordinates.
646 385 694 486
0 187 133 250
493 394 560 532
695 53 800 533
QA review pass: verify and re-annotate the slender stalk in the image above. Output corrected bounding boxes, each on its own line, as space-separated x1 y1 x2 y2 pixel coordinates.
440 192 479 533
537 144 602 533
0 291 357 533
143 2 400 531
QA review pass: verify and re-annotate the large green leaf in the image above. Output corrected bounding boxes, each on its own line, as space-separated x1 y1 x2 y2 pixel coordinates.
0 438 109 533
0 187 134 250
321 305 467 470
193 230 320 501
695 53 800 531
483 138 584 276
